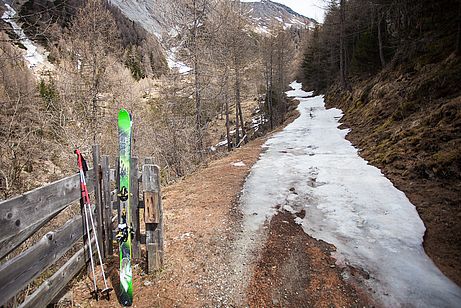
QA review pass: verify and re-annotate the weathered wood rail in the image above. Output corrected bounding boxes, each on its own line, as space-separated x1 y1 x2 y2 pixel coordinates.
0 146 164 307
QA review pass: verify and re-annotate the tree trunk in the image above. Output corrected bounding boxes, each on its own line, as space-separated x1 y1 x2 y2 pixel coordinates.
194 53 202 150
277 35 286 118
457 0 461 55
269 49 274 130
192 0 203 152
235 82 240 146
237 97 245 145
378 12 386 68
235 62 246 145
224 69 232 151
339 0 348 89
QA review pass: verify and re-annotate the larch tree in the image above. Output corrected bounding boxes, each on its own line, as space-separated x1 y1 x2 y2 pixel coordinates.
168 0 216 154
0 33 47 198
64 0 120 145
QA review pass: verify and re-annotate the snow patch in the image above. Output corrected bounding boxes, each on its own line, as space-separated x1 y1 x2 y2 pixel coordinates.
239 81 461 307
216 140 228 147
254 25 270 34
231 161 246 167
166 49 192 74
294 217 303 225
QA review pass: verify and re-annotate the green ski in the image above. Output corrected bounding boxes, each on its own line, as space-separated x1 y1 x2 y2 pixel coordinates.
117 109 133 306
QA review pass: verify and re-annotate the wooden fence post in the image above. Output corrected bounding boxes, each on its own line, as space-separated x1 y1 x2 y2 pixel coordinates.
101 155 113 257
131 157 140 260
142 158 164 272
92 145 104 258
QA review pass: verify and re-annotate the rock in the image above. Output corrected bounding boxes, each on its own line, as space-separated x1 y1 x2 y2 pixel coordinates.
144 280 153 286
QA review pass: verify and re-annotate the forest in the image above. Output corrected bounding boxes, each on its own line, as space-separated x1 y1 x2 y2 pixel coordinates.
0 0 304 199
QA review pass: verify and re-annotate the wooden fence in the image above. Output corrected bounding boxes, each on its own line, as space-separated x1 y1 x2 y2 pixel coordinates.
0 145 163 307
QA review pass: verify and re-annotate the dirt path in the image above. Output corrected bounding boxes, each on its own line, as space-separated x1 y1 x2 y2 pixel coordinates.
70 131 371 307
247 211 372 308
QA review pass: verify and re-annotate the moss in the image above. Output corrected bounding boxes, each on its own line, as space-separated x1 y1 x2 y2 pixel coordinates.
375 118 393 133
432 149 461 165
391 100 420 121
406 135 422 147
383 151 401 164
422 146 461 179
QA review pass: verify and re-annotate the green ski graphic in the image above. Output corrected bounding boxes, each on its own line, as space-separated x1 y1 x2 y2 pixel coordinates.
117 109 133 306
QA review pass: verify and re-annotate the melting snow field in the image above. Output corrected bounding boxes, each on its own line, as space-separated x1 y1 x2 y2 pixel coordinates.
240 81 461 307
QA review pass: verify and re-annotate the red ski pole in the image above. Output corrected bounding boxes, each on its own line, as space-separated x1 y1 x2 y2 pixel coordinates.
75 149 112 299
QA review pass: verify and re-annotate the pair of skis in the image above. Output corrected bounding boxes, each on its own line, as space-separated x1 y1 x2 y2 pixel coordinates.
75 108 133 306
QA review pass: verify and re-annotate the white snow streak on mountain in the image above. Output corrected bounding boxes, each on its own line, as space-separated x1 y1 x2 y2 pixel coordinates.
1 3 45 68
109 0 192 73
240 81 461 307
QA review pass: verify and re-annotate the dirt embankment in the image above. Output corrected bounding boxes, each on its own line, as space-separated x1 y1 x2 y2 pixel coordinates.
325 54 461 286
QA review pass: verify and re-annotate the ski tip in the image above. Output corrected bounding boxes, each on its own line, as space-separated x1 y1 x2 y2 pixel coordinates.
118 108 130 118
118 108 131 129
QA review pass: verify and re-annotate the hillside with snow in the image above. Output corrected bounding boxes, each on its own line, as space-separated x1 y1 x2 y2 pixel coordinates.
241 0 316 33
110 0 317 39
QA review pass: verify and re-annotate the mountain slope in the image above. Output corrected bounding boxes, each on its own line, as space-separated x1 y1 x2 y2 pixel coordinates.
242 0 316 32
108 0 171 38
109 0 317 39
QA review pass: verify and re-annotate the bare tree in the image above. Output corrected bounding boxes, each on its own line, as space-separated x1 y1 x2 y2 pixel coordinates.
339 0 348 89
168 0 216 153
0 33 46 198
66 0 120 144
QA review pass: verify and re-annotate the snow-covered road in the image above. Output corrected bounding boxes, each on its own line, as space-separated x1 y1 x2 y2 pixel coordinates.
240 81 461 307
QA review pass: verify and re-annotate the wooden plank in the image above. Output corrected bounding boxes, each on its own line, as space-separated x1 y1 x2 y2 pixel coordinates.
19 238 95 308
92 145 104 258
143 160 155 273
110 169 116 182
131 157 140 260
0 215 86 306
146 226 155 272
144 192 159 224
142 164 157 192
101 155 113 256
153 165 164 271
0 169 94 260
154 223 164 259
0 217 53 262
147 242 162 270
142 161 164 272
